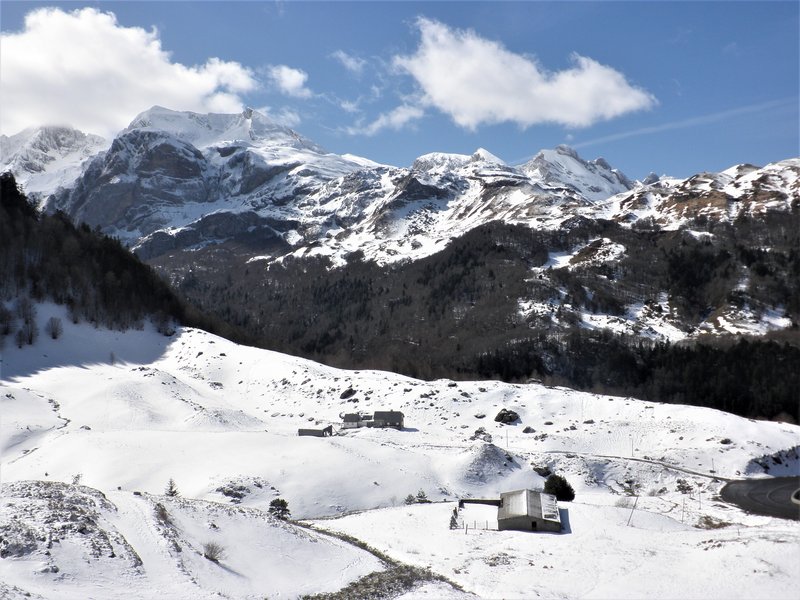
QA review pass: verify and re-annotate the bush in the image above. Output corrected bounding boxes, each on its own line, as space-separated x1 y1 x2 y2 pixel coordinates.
44 317 63 340
268 498 290 520
544 474 575 501
202 541 225 562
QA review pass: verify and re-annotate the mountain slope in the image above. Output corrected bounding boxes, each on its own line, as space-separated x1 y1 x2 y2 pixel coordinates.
45 106 373 251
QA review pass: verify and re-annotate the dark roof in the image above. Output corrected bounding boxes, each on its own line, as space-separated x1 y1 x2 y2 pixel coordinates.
374 411 404 420
343 413 361 422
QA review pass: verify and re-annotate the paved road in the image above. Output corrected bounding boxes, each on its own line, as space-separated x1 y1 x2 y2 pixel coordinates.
720 477 800 521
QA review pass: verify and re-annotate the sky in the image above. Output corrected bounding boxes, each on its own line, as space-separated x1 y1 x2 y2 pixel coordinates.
1 1 798 179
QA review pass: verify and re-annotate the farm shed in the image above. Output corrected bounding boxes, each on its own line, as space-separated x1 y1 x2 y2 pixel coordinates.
498 490 561 532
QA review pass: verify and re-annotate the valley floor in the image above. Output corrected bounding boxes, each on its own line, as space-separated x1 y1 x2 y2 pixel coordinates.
1 307 798 599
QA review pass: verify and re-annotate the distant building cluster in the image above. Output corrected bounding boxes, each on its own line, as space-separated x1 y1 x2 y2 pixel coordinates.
341 411 404 430
298 411 404 437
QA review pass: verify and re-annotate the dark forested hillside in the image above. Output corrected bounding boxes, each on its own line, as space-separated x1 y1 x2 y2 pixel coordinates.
0 172 242 345
155 216 800 423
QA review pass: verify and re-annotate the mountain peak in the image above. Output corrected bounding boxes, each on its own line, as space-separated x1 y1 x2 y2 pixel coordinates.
124 106 318 151
470 148 505 165
520 145 633 201
554 144 580 159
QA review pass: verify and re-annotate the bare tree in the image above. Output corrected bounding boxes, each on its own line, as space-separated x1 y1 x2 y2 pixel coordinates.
45 316 63 340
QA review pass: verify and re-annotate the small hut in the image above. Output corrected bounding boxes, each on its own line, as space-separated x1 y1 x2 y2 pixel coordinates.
497 490 561 532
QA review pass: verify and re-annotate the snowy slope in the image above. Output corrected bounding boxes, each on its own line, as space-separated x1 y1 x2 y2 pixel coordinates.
1 305 798 598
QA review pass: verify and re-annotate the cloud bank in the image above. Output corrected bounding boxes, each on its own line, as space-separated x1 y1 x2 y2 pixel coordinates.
394 18 656 130
0 7 257 137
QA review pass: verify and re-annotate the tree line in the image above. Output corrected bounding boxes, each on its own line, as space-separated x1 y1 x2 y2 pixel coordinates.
0 172 244 347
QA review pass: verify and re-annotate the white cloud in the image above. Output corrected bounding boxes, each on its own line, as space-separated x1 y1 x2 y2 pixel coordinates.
393 18 656 130
257 106 302 128
331 50 367 75
0 7 258 137
267 65 313 98
339 99 360 114
346 104 424 136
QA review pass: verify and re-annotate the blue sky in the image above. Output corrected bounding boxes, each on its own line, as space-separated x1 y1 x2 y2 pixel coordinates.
1 1 797 179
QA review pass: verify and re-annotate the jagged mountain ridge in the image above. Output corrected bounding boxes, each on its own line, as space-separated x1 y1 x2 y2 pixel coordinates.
4 106 796 270
3 107 645 263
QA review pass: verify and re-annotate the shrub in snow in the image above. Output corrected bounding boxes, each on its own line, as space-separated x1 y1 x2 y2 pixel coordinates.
544 474 575 501
268 498 291 520
202 541 225 562
44 316 63 340
404 494 416 505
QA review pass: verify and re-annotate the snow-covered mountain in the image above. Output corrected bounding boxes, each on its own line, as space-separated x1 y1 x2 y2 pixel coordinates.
0 126 107 203
39 107 373 252
1 304 798 599
5 107 797 270
0 108 640 264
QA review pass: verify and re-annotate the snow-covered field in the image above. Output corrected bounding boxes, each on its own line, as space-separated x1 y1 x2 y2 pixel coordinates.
1 305 798 599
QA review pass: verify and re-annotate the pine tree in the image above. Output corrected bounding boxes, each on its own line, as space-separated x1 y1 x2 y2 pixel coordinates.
165 478 180 497
268 498 290 520
544 474 575 501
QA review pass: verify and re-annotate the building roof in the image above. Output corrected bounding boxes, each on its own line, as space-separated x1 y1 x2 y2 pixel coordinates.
498 490 560 524
342 413 361 422
373 411 404 420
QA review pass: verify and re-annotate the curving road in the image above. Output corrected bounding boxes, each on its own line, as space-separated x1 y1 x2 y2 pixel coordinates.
721 477 800 521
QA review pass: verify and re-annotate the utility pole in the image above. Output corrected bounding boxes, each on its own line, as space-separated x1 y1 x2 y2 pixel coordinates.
626 496 639 527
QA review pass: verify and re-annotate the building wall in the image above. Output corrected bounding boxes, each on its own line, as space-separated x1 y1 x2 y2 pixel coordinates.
498 516 561 533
